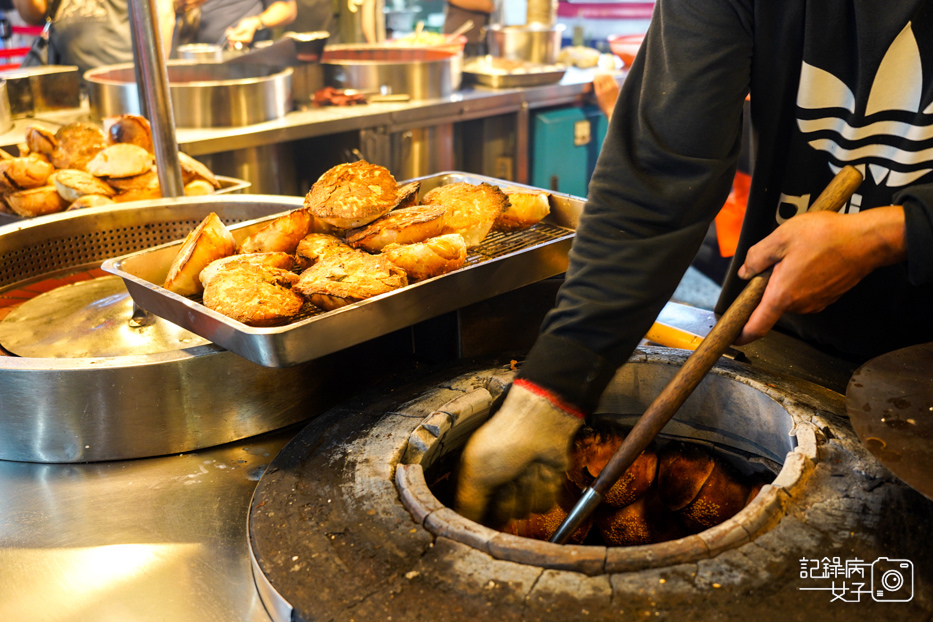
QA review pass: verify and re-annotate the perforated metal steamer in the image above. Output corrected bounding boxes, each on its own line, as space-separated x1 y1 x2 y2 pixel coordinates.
0 195 336 463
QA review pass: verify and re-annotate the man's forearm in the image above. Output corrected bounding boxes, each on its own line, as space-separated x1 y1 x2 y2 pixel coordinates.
258 0 297 29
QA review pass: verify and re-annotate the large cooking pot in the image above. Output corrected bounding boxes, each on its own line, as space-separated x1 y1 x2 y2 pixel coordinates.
484 23 566 64
85 61 293 127
320 44 460 99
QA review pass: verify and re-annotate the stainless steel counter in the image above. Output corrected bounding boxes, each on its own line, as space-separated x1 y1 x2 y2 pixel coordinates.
0 426 295 622
0 67 608 157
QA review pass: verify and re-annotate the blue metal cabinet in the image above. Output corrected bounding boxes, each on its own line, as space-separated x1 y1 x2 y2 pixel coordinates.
530 105 608 197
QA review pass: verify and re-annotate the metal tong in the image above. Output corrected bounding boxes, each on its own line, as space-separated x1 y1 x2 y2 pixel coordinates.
549 165 865 544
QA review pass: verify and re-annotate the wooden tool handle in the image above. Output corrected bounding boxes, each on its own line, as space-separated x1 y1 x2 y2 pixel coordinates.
591 165 862 494
550 165 863 543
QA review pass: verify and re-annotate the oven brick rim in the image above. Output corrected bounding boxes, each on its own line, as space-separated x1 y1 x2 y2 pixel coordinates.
396 350 823 575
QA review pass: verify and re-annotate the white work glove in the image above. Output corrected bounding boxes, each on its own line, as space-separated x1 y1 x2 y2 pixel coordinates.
455 379 584 527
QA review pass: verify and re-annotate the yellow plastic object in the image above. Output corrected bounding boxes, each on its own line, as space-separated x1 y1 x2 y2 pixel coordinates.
644 322 704 351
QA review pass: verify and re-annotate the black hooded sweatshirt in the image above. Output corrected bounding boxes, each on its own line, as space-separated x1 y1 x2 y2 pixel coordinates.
518 0 933 412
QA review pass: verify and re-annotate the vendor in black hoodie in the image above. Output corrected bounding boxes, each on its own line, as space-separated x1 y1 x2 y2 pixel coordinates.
456 0 933 526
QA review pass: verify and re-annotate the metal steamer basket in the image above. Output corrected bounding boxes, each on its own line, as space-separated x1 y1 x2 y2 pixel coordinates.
0 196 341 464
105 173 582 368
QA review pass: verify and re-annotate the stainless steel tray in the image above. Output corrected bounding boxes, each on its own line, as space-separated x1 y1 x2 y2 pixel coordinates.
462 58 566 88
103 172 583 368
0 174 250 226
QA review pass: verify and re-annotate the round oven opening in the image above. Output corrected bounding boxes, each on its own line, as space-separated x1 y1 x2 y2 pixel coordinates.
396 351 819 574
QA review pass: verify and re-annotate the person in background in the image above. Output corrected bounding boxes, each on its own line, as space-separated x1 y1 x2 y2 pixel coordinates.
288 0 336 42
456 0 933 526
13 0 175 73
444 0 493 57
194 0 296 48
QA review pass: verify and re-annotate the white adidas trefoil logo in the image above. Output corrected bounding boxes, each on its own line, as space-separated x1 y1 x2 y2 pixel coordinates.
796 22 933 189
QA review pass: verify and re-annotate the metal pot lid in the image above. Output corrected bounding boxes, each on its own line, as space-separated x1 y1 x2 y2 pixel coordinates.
0 275 209 358
846 341 933 500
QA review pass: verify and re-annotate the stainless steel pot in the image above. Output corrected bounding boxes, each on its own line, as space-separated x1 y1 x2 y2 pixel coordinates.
85 61 293 128
319 44 460 100
485 23 566 64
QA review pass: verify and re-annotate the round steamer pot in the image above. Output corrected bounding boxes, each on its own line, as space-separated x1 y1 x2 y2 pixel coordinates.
484 23 566 65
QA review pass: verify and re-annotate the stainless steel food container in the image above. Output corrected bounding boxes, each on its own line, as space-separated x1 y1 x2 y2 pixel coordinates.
85 61 293 127
0 65 82 118
321 44 461 99
177 43 224 62
485 23 566 64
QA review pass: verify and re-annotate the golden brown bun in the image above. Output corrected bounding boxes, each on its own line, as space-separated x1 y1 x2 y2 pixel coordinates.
656 441 716 512
5 185 69 217
381 233 467 282
657 442 750 533
85 143 153 179
25 125 57 158
203 263 304 327
500 479 590 544
495 186 551 231
0 156 54 190
178 152 220 189
52 169 116 201
112 183 162 203
304 161 399 229
199 251 297 289
238 208 312 254
294 250 408 310
295 232 356 270
102 169 158 191
105 114 154 153
163 212 236 296
52 122 107 171
421 182 509 247
184 179 216 196
676 460 751 533
568 427 658 507
347 204 448 252
396 180 420 208
594 488 686 546
66 194 116 210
